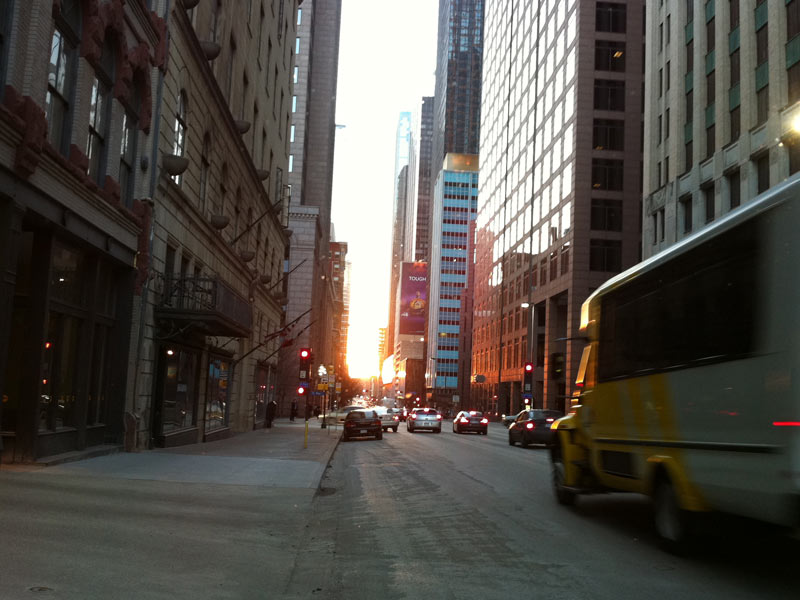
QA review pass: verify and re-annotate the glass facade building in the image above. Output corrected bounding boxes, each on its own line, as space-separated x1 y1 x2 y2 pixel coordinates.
426 154 479 404
472 0 644 415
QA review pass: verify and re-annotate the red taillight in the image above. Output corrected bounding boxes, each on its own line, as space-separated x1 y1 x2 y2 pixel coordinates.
409 414 416 420
374 420 381 426
436 414 443 420
460 418 469 424
480 418 489 424
345 421 355 428
546 418 555 423
393 416 399 421
526 422 535 430
773 422 800 426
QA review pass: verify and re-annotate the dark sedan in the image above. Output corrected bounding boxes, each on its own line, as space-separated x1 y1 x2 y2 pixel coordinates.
452 410 489 435
343 410 383 441
508 409 564 447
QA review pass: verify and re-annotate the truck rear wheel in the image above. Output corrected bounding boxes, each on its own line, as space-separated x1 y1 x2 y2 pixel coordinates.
653 477 691 552
551 445 576 506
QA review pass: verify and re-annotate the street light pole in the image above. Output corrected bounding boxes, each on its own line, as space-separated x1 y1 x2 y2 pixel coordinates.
318 364 328 429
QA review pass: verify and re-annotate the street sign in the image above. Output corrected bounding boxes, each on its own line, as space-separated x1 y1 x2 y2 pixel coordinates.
321 375 328 384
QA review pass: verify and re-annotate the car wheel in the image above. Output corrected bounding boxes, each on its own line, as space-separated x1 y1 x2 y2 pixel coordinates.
508 433 514 446
393 426 398 432
342 434 349 442
551 446 576 506
376 431 383 440
519 436 529 448
435 428 441 434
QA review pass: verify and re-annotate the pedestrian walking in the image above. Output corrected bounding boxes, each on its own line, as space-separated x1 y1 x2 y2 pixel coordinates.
314 405 321 419
266 399 277 428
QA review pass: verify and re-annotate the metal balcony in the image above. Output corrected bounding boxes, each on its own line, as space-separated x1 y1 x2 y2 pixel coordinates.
154 273 253 338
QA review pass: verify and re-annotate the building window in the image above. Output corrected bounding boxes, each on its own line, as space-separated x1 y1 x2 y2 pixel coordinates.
704 185 715 223
589 239 622 272
707 17 715 53
590 198 623 231
595 41 626 72
730 49 740 86
593 119 624 150
659 208 666 241
730 0 740 30
706 124 715 158
756 86 769 125
591 159 624 190
727 169 741 208
729 106 740 142
594 79 625 110
87 80 110 183
200 133 211 212
707 69 715 105
686 39 694 72
596 2 626 33
683 140 692 173
680 194 693 233
0 0 13 95
119 112 136 208
756 154 769 194
173 91 188 185
789 63 800 104
46 0 81 156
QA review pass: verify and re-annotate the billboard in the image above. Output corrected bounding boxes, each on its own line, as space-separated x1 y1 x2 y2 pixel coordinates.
398 262 427 335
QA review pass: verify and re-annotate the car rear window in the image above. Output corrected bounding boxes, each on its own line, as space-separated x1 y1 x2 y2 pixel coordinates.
414 408 438 415
467 411 483 417
531 410 563 419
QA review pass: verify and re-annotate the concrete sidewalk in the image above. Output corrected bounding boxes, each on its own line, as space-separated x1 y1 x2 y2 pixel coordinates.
0 418 342 600
33 417 342 488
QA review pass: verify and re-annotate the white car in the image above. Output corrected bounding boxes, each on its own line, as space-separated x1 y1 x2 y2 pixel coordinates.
377 407 401 432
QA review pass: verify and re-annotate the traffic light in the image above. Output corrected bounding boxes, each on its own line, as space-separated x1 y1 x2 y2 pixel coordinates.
297 385 307 396
299 348 312 382
523 362 534 400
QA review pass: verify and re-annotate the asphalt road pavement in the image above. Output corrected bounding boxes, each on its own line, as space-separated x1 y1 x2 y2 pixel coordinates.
283 421 798 600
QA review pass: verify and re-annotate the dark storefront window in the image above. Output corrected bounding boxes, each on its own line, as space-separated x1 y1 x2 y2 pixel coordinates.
161 348 198 433
40 313 81 430
205 357 230 432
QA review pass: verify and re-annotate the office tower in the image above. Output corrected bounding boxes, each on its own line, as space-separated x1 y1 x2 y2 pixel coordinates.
643 0 800 257
472 1 644 416
426 154 479 408
281 0 343 412
416 97 435 262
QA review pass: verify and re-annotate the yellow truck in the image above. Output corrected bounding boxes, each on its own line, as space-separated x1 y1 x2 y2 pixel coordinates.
550 175 800 547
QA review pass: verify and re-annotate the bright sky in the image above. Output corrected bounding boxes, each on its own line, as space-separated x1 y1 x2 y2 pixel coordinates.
331 0 438 379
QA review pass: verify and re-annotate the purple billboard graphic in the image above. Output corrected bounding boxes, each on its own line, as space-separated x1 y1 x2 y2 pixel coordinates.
399 262 427 335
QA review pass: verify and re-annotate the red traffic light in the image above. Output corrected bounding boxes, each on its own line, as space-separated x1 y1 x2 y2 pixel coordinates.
297 386 307 395
299 348 311 359
524 362 534 372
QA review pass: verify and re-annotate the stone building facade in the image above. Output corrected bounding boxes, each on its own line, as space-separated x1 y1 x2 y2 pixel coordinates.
134 0 296 447
0 0 164 461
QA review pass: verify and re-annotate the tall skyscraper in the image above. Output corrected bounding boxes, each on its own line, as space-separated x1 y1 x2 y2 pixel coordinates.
385 112 413 363
471 0 644 416
416 97 435 262
281 0 343 411
432 0 485 170
643 0 800 258
426 0 484 408
426 154 479 408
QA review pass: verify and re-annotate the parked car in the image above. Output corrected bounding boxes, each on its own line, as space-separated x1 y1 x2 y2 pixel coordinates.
376 406 400 432
406 407 442 433
508 409 564 447
452 410 489 435
342 410 383 441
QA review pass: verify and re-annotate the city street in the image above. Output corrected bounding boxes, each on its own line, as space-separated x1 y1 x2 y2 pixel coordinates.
285 422 798 600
